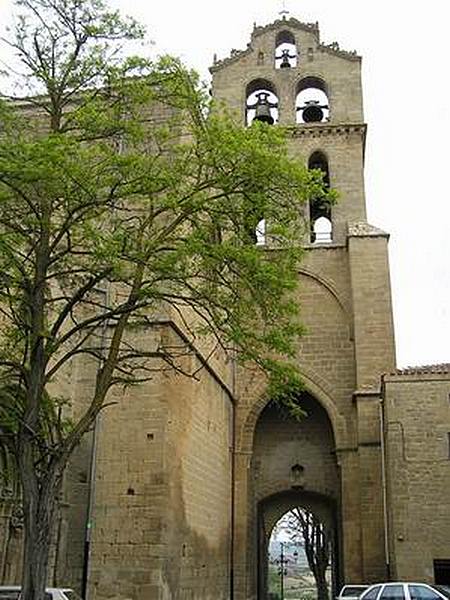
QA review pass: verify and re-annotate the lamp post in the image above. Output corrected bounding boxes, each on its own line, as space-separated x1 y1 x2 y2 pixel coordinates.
277 541 289 600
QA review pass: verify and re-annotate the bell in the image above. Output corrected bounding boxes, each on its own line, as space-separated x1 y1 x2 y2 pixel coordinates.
302 100 327 123
280 55 291 69
254 103 274 124
253 92 274 125
280 50 292 69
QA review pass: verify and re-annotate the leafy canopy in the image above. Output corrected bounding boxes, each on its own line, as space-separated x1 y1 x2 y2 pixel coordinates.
0 0 334 479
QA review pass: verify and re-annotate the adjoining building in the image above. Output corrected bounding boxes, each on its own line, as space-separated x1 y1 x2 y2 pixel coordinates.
0 13 449 600
382 365 450 585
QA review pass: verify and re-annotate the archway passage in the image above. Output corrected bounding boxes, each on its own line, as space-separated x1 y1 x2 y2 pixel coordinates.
258 490 340 600
265 500 336 600
251 394 341 599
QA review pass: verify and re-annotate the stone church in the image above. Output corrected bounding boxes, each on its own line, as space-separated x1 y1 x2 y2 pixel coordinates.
1 13 449 600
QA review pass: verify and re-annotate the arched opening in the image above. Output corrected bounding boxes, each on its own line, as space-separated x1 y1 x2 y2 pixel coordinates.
266 503 335 600
255 218 266 246
308 151 332 243
252 392 341 599
312 216 332 244
246 79 279 126
242 208 266 246
275 30 297 69
296 77 330 124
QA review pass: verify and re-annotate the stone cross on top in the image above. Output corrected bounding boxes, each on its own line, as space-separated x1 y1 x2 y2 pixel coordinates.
279 0 290 19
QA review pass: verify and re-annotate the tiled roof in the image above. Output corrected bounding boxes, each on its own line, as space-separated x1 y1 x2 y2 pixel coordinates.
391 364 450 376
347 221 389 238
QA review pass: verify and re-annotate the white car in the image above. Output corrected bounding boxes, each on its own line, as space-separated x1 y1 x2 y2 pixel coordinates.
360 583 450 600
338 585 371 600
0 587 81 600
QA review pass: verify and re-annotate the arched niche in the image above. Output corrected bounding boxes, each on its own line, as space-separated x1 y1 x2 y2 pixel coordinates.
296 77 330 124
275 30 298 69
252 392 339 503
246 78 279 126
237 364 347 455
308 151 332 243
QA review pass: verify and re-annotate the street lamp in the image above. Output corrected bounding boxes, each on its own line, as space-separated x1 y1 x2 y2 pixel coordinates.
276 541 289 600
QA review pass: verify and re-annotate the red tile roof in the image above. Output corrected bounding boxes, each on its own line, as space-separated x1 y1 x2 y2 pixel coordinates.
391 364 450 375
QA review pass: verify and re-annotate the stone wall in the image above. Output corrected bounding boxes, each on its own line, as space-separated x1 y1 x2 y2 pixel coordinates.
162 330 233 600
231 226 396 596
383 369 450 582
84 324 233 600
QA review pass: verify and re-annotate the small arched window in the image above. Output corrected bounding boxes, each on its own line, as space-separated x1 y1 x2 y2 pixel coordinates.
246 79 279 126
243 213 265 246
312 217 332 243
255 218 266 246
309 151 330 186
308 151 332 243
275 30 297 69
296 77 330 124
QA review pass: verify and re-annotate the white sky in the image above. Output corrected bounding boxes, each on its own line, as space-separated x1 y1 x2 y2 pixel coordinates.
0 0 448 368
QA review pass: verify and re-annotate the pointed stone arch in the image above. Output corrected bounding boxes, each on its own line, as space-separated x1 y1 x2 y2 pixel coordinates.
237 366 347 455
258 489 340 599
262 489 337 537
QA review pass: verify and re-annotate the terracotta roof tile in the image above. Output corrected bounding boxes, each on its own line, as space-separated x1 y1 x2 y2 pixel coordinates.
391 364 450 376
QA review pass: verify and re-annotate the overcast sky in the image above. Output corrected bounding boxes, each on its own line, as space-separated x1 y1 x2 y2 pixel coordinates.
0 0 448 368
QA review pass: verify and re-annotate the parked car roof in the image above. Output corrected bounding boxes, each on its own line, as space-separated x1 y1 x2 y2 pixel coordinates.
360 582 450 600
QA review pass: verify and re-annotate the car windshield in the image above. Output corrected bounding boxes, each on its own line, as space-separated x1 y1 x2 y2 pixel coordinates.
432 586 450 599
63 591 83 600
361 585 383 600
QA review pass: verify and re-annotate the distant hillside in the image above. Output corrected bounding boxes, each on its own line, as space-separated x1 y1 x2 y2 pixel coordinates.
268 539 309 569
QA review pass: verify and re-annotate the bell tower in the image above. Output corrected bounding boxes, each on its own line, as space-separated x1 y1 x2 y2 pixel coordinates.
211 16 397 599
211 17 367 245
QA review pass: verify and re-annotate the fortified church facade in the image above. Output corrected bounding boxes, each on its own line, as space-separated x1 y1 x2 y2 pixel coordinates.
1 14 450 600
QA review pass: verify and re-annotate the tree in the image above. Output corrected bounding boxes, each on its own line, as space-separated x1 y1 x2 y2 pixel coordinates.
285 508 331 600
0 1 333 599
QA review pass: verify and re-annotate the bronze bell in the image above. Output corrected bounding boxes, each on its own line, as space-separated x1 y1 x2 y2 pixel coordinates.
279 49 292 69
301 100 328 123
252 92 275 125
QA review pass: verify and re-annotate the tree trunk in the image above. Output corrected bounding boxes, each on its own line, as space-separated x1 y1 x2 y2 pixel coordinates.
316 572 329 600
20 458 60 600
293 509 330 600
